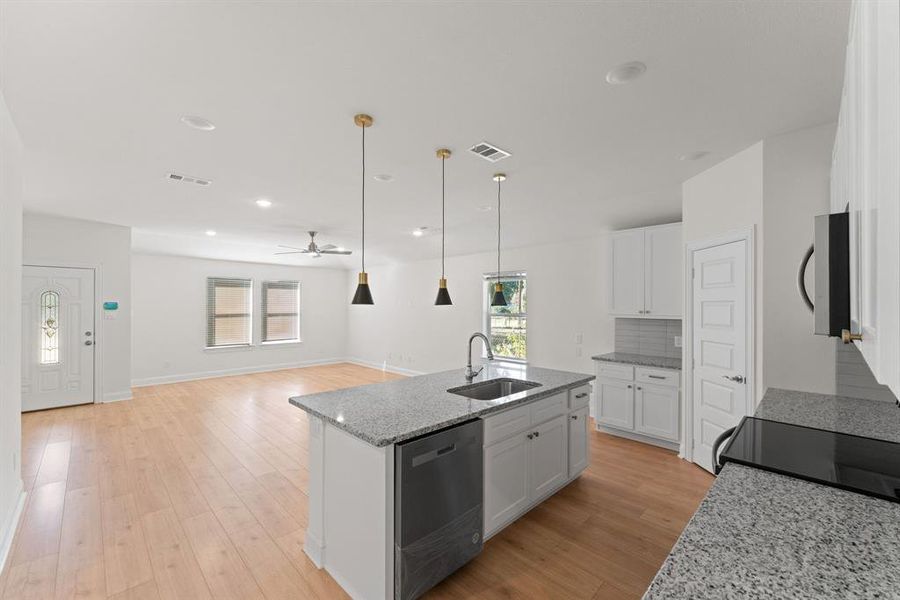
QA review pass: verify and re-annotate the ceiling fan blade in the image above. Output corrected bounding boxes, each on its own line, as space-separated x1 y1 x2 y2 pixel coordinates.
274 251 304 255
318 244 337 251
277 245 305 251
320 250 353 255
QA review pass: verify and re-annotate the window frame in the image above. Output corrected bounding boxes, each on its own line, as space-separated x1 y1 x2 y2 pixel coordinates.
260 280 302 345
206 277 254 349
483 271 528 363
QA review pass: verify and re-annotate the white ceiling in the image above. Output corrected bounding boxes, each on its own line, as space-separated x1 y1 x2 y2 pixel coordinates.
0 1 850 268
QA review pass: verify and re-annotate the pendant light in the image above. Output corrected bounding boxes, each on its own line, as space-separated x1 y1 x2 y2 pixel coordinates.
491 173 508 307
434 148 453 305
352 113 374 305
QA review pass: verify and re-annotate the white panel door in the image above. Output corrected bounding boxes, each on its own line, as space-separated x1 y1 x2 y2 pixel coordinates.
484 432 530 537
567 406 590 478
596 379 634 430
22 266 95 411
691 241 748 473
634 383 679 441
610 229 645 316
644 224 683 318
528 415 568 502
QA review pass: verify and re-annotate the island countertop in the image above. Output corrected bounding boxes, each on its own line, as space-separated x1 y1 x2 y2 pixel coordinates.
289 363 594 447
643 388 900 599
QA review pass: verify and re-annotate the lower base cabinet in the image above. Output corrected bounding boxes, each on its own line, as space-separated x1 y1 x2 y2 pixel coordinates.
635 383 679 440
595 362 680 445
483 386 592 538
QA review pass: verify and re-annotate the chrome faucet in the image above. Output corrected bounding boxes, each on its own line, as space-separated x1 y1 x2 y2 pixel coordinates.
465 332 494 381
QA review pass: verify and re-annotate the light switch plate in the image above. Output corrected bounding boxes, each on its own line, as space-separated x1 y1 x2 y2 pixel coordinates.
575 333 583 344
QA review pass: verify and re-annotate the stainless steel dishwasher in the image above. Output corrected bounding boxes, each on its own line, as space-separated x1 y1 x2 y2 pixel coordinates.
394 419 483 600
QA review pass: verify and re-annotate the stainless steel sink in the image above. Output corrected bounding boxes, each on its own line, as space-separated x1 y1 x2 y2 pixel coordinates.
447 378 542 401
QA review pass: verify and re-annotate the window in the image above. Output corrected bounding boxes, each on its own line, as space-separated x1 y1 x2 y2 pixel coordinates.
40 290 60 364
206 278 252 348
261 281 300 343
484 273 527 361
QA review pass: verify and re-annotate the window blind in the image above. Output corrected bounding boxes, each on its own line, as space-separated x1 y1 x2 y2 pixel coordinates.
261 281 300 343
206 278 252 347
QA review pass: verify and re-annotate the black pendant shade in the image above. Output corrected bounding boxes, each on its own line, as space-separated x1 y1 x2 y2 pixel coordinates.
352 113 374 305
353 272 374 305
490 282 507 307
435 278 452 305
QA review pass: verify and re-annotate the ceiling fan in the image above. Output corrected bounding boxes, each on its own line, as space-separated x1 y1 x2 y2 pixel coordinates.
276 231 352 259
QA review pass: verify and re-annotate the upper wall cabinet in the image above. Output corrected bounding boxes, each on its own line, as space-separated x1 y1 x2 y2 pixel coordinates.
609 223 683 319
831 0 900 398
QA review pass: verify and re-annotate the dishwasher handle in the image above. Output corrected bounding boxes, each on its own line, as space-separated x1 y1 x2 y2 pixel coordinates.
411 442 459 468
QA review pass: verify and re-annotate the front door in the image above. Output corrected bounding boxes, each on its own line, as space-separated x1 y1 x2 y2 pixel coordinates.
691 240 749 472
22 266 95 411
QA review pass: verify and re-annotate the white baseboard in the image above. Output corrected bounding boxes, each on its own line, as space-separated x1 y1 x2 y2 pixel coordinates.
0 480 25 574
344 358 425 377
131 357 349 387
595 424 680 452
102 390 133 403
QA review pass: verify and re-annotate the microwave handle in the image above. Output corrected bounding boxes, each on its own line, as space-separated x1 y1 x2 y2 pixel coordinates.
797 243 814 314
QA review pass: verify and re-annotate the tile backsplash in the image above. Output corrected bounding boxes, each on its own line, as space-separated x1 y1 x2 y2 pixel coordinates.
615 318 682 359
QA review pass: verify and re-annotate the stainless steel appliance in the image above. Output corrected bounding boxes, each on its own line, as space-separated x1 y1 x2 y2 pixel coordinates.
394 419 483 600
798 212 851 337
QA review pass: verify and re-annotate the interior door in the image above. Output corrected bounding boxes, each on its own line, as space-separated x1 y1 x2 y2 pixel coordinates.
610 229 645 316
22 266 95 411
691 240 748 472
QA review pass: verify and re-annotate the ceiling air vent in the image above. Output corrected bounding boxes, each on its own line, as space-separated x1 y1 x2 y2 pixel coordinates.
468 141 511 163
167 172 211 187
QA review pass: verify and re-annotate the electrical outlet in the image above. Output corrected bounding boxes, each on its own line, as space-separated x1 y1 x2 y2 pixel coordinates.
575 333 583 344
674 336 682 348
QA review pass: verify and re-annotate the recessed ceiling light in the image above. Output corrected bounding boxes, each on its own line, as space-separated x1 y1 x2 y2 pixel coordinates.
412 227 428 237
680 151 710 161
181 115 216 131
605 61 647 85
205 230 217 236
255 198 272 208
373 174 394 182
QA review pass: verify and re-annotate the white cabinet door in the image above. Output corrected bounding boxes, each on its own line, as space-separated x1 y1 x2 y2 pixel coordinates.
610 229 645 316
528 416 568 502
596 379 634 430
644 224 683 318
567 407 590 478
484 432 530 536
634 383 679 441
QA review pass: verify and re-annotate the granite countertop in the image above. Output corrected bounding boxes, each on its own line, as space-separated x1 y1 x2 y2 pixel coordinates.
592 352 682 371
644 388 900 599
289 363 594 447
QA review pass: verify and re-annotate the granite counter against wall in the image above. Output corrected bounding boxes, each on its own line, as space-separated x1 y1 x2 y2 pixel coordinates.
643 388 900 599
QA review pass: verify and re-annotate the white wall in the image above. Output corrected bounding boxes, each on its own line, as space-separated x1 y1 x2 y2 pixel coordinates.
762 122 837 395
347 236 614 376
0 92 25 570
23 214 132 401
131 253 349 385
683 142 766 403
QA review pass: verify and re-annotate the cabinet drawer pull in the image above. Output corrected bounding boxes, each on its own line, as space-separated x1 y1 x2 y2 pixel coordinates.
533 431 540 438
636 386 642 391
648 375 666 380
526 433 534 440
571 415 578 420
575 392 588 399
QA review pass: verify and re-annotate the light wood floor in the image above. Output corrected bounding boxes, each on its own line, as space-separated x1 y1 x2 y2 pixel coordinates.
0 363 713 600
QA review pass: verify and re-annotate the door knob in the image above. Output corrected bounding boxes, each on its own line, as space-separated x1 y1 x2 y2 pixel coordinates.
84 340 94 346
722 375 745 384
85 331 92 336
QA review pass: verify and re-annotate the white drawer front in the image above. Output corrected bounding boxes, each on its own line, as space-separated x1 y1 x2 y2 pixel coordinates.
635 367 680 388
596 363 634 381
568 385 592 410
483 403 531 446
530 392 567 425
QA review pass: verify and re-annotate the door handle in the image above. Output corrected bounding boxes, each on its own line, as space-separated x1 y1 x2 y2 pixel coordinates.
571 414 578 420
84 340 94 346
575 392 588 399
722 375 745 384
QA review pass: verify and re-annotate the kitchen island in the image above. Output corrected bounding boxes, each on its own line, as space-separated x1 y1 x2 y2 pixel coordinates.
644 388 900 599
289 363 594 600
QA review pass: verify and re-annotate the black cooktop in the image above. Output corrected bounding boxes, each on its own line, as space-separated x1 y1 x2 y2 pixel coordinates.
720 417 900 503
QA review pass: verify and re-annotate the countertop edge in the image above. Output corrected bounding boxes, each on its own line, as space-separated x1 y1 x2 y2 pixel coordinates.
289 375 595 447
